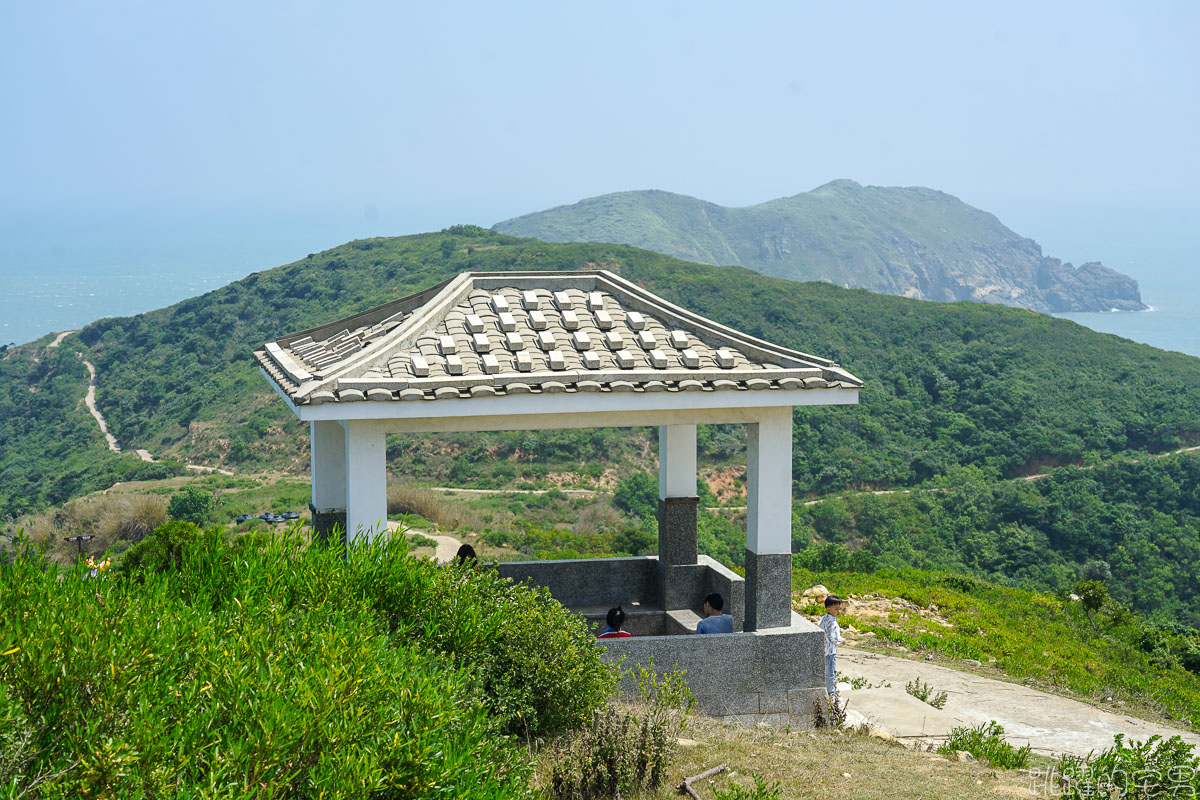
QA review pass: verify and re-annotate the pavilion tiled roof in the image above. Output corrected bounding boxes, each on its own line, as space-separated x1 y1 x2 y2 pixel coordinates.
256 271 862 405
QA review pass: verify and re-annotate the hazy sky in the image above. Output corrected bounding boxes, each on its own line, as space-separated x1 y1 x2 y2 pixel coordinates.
2 1 1197 272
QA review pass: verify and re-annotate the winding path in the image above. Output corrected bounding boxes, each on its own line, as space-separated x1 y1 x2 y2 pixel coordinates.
70 346 233 475
48 330 77 349
80 358 121 454
426 486 598 496
386 520 462 563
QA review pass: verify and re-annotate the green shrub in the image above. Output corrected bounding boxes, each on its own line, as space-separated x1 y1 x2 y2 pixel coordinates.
905 677 948 709
1055 734 1200 799
0 681 35 793
547 707 671 800
794 542 876 573
166 485 215 524
613 471 657 519
712 775 784 800
546 664 692 800
346 551 616 735
113 519 220 577
939 721 1031 769
1 523 615 797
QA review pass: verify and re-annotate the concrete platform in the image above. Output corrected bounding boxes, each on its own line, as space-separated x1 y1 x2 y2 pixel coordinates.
839 648 1200 758
843 687 969 737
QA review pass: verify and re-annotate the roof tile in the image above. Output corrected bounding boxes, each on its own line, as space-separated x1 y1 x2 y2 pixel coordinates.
259 271 861 405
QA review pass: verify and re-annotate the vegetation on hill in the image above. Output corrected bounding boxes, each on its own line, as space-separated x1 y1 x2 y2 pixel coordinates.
793 452 1200 625
2 226 1196 524
0 524 613 797
0 342 180 515
493 181 1145 312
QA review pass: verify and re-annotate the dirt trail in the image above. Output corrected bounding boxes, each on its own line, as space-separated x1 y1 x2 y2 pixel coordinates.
427 486 598 496
48 330 77 348
803 444 1200 505
80 358 121 454
75 352 233 475
838 647 1200 758
386 520 462 562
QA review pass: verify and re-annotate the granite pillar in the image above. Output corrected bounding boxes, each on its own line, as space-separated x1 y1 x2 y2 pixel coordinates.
744 551 794 631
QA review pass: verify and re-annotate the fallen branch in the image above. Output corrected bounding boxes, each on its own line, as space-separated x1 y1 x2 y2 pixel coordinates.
676 763 727 800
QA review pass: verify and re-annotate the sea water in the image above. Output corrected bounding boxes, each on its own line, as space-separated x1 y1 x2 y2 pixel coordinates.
1 223 1197 359
0 217 395 347
1052 271 1200 359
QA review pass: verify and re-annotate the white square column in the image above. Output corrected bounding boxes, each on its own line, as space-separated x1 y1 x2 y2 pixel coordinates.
344 421 388 543
744 407 794 630
658 424 697 500
310 420 347 540
311 420 347 510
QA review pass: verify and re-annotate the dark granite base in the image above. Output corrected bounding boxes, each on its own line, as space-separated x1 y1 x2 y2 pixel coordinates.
658 497 698 566
744 550 793 631
310 505 347 546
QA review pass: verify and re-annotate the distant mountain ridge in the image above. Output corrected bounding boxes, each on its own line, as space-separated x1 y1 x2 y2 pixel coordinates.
493 180 1146 313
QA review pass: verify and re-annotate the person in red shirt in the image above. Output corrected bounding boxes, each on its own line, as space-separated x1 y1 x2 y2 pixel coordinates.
597 605 632 638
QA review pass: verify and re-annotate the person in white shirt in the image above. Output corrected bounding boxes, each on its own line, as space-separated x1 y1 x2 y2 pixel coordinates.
818 595 847 698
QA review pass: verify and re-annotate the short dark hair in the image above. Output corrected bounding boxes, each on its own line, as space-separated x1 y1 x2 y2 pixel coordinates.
606 605 625 629
704 592 724 612
824 594 844 608
455 544 477 564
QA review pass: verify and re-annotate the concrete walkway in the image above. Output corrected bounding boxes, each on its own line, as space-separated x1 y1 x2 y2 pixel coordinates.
385 520 462 563
839 647 1200 758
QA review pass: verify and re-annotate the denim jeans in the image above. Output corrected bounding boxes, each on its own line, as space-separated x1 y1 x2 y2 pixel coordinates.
825 653 837 696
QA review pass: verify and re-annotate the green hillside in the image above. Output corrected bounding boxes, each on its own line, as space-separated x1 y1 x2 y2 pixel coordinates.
493 182 1146 313
1 226 1196 522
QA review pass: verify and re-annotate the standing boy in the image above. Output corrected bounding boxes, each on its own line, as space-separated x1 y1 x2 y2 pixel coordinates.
818 595 847 697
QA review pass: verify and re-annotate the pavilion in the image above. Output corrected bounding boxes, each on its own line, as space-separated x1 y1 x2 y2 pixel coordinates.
257 270 862 724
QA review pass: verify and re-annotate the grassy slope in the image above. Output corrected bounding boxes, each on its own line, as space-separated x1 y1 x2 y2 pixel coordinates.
2 227 1198 516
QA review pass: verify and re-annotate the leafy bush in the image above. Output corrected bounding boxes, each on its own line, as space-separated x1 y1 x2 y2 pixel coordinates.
712 775 784 800
794 542 877 573
113 519 219 577
546 663 692 800
166 485 215 524
905 677 948 709
547 707 672 800
1056 734 1200 799
613 471 657 519
938 721 1031 769
1 523 616 797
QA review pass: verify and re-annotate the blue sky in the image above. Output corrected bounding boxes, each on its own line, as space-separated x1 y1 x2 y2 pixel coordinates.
1 1 1196 273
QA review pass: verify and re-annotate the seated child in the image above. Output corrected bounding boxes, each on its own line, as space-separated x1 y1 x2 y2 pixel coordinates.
597 605 633 638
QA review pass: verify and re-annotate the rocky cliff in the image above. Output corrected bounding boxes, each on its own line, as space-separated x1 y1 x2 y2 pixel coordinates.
494 181 1146 313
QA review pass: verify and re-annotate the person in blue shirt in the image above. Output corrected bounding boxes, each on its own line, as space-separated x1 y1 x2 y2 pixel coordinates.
695 592 734 634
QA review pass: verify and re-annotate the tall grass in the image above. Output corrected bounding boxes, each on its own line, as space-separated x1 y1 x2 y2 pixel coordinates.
387 481 487 531
10 493 166 564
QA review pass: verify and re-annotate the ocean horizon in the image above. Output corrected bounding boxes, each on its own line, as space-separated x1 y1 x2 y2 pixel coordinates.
2 226 1196 359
